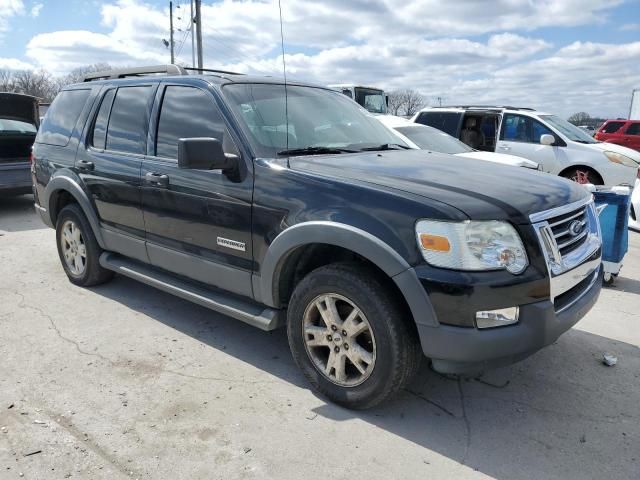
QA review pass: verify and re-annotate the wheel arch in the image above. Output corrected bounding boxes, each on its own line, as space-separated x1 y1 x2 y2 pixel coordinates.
254 221 438 327
558 164 604 185
44 174 105 247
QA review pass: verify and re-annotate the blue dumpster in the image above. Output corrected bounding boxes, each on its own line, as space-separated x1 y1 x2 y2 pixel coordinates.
593 187 631 285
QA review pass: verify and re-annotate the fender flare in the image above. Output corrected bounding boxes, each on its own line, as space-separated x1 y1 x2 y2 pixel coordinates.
255 221 438 327
44 175 106 248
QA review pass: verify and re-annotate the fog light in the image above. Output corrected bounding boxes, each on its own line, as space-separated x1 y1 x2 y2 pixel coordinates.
476 307 519 329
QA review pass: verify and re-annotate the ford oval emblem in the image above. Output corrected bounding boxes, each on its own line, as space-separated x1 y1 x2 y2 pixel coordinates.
568 220 584 237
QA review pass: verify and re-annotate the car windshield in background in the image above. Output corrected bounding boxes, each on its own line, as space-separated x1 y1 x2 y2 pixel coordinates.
223 84 404 157
540 115 598 144
354 87 387 114
395 125 473 154
0 118 37 134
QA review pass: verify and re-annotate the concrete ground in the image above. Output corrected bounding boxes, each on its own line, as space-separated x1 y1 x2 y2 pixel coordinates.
0 194 638 480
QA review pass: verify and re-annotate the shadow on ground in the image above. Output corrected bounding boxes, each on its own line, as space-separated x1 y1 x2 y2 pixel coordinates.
92 275 640 480
0 194 45 233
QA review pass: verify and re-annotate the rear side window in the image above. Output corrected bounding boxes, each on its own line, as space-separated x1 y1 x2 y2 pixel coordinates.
601 121 625 133
625 123 640 135
106 86 154 154
36 89 91 146
91 89 115 150
415 112 461 136
155 85 232 159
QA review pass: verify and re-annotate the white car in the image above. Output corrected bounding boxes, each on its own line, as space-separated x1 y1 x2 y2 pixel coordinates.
412 106 640 187
377 115 539 169
631 178 640 231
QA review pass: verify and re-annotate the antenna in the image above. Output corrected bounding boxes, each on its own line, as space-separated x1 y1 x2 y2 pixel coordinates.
278 0 289 158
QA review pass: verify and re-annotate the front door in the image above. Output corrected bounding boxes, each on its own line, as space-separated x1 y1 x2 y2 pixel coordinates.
622 122 640 151
141 83 254 299
77 83 157 262
495 113 565 174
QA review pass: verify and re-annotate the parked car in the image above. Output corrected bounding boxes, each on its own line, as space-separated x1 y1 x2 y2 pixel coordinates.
377 115 539 169
33 65 602 408
413 106 640 187
0 92 39 196
594 119 640 151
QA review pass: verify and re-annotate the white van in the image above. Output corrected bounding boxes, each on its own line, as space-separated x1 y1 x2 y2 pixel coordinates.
412 106 640 187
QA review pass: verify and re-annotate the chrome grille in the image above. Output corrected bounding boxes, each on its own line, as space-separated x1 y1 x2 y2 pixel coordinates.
547 206 589 256
530 197 602 312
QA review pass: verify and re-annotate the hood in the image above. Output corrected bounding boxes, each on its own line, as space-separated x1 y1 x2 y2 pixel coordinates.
0 92 39 126
288 149 589 224
590 141 640 164
455 151 539 169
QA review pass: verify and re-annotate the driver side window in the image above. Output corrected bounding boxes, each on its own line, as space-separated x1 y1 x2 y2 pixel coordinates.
501 113 553 144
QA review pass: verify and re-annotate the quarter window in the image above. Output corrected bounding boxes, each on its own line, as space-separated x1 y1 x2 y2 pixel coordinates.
36 89 91 146
105 86 154 155
501 114 553 144
415 112 462 137
91 89 115 150
155 85 234 159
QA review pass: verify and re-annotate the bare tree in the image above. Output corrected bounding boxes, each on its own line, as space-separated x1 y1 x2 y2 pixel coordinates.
387 90 405 116
0 70 16 91
10 69 59 101
567 112 591 125
386 89 426 117
402 89 425 117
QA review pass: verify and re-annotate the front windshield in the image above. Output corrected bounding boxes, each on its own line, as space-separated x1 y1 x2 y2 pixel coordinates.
0 118 37 134
540 115 598 143
223 84 404 157
354 87 387 114
395 125 473 154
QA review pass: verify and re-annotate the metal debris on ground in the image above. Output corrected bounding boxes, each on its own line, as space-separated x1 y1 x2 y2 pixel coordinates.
602 353 618 366
24 450 42 457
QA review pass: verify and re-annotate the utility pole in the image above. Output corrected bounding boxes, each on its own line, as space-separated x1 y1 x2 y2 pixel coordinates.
437 96 442 107
169 1 175 64
190 0 196 68
195 0 203 69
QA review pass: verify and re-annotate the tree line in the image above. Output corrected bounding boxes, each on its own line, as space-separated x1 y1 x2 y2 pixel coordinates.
387 89 426 117
0 64 112 102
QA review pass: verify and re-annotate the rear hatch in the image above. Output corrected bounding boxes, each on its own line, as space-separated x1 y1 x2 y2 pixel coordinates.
0 92 39 164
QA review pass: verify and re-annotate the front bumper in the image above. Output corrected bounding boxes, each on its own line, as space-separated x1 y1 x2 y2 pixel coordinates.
417 264 601 375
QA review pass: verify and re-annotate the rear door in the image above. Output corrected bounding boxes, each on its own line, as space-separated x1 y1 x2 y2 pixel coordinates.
495 113 565 173
621 122 640 151
141 82 254 298
76 83 157 262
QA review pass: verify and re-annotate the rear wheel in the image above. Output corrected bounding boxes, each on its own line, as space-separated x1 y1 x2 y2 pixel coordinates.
562 167 603 185
56 204 113 287
287 262 422 409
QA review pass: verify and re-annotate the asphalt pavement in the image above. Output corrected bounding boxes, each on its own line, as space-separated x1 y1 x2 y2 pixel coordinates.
1 194 638 479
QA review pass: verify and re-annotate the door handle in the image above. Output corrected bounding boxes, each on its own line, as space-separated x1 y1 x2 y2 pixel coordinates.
145 172 169 187
77 160 94 171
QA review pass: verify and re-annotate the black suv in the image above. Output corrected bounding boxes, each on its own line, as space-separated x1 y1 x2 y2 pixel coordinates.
33 65 603 408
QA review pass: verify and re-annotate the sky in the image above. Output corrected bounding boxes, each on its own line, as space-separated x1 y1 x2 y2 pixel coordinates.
1 0 639 118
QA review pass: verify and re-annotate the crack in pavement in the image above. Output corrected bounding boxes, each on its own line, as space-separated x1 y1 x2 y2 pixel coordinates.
5 287 280 386
457 378 472 467
404 389 456 417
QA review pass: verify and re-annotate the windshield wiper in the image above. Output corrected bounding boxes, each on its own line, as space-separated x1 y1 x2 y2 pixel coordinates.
357 143 411 152
277 146 357 156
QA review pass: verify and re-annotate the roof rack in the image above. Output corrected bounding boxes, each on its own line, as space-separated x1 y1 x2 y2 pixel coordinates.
82 64 244 82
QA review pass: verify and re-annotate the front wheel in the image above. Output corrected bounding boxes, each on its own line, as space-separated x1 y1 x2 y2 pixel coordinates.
287 262 422 409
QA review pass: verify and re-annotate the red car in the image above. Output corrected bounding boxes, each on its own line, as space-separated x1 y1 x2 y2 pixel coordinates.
595 119 640 151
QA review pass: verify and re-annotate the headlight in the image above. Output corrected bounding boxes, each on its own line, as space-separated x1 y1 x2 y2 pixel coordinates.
415 220 528 274
604 151 639 168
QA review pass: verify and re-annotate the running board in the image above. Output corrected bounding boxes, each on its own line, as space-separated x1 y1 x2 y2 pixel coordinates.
99 252 282 331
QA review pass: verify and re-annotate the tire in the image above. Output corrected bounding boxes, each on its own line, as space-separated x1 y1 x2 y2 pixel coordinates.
562 167 603 185
55 203 113 287
286 262 422 409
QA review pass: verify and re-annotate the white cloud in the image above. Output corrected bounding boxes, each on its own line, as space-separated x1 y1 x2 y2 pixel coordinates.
17 0 640 117
0 0 25 37
620 23 640 31
0 57 33 70
30 2 43 17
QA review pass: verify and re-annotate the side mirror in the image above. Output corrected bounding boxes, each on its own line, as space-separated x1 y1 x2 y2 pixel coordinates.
178 137 238 172
540 134 555 146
